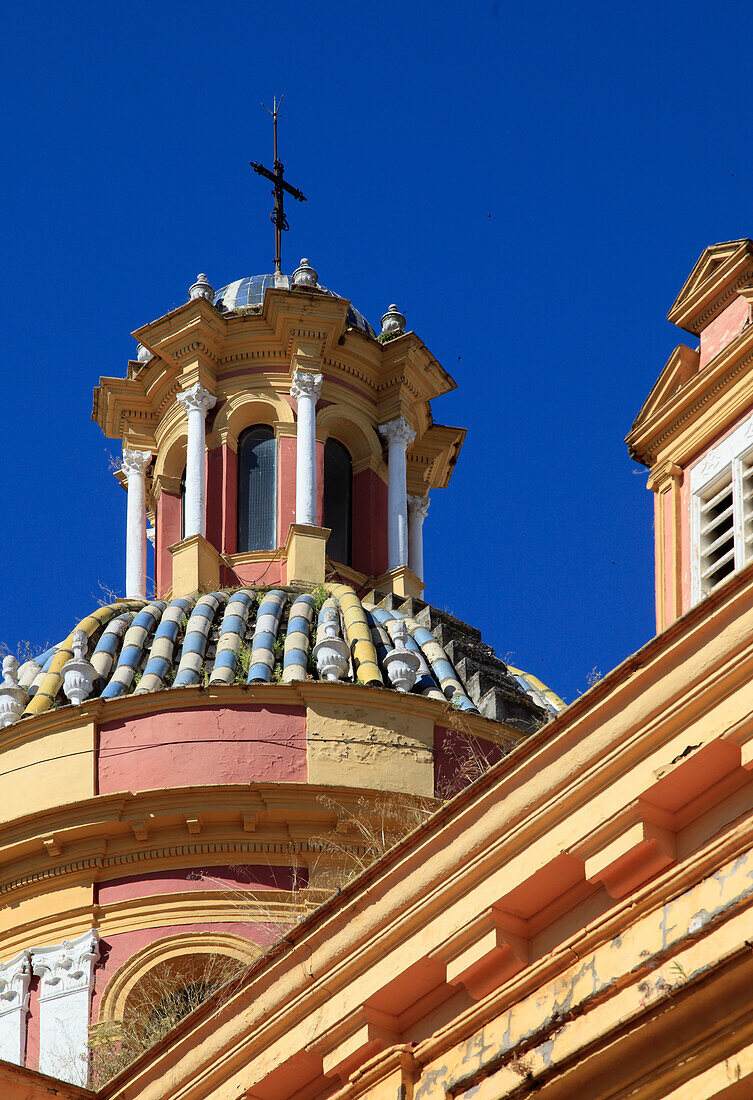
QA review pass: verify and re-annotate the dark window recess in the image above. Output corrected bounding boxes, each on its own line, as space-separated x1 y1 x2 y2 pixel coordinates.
323 439 353 565
238 426 277 552
179 468 186 541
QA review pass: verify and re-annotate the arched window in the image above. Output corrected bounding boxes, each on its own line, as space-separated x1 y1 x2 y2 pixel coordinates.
179 467 186 541
237 426 277 552
323 439 352 565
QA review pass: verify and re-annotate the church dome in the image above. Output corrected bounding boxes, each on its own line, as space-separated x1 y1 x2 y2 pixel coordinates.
214 274 377 338
4 584 563 729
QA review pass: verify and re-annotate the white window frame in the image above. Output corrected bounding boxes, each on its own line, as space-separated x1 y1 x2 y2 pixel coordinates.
690 409 753 605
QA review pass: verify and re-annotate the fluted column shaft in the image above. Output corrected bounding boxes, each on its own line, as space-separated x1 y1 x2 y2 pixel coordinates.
176 383 216 538
408 494 430 580
291 370 323 526
379 418 416 570
122 449 152 600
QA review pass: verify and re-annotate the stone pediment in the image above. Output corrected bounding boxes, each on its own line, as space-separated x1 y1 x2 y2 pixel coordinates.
668 239 753 334
629 343 699 434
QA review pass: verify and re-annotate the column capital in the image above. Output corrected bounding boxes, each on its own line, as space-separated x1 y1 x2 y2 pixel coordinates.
408 493 430 520
177 381 217 417
121 449 152 477
291 369 323 403
379 417 415 448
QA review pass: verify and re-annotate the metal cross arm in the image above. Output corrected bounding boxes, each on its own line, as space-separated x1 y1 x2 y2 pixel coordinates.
250 161 307 204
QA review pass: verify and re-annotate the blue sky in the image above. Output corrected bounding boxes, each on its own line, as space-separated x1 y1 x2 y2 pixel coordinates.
2 1 751 701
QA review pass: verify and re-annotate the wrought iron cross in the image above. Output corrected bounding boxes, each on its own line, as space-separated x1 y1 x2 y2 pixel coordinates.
250 96 307 275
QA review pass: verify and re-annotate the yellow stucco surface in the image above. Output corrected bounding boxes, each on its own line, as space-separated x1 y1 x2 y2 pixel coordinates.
0 721 94 824
306 700 434 795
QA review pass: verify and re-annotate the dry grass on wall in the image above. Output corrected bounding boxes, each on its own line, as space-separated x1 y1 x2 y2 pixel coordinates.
88 731 502 1086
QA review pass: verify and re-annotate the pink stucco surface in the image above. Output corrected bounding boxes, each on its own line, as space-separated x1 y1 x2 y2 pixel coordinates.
699 295 750 369
96 864 305 905
97 704 307 793
433 726 509 798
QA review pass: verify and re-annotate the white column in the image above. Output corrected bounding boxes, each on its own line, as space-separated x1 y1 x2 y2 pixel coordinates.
33 930 100 1087
176 382 216 538
0 951 31 1066
290 369 323 526
379 417 416 570
408 494 430 580
122 449 152 600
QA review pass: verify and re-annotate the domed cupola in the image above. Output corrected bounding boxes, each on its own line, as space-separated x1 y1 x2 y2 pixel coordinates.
94 260 465 603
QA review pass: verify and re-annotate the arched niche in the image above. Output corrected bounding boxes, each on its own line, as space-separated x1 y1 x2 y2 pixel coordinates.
213 389 293 451
153 428 187 493
96 932 261 1025
316 404 383 474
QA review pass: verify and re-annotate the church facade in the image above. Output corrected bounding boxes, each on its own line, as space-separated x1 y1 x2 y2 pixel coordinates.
1 241 753 1100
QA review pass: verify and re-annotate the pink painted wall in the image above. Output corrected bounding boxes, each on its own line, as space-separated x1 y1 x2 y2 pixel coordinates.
157 490 181 595
433 726 509 798
96 865 305 907
205 446 224 550
97 705 307 794
352 468 388 577
278 435 296 547
315 439 325 527
699 295 750 369
223 445 238 556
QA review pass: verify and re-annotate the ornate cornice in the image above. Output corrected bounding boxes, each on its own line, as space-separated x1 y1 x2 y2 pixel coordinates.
173 341 219 363
642 351 752 464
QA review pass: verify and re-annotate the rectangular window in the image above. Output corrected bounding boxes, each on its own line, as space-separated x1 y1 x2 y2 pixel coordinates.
698 471 735 596
691 411 753 603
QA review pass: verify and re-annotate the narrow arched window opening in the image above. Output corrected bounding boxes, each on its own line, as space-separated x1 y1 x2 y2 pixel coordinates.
179 467 186 541
238 426 277 552
323 439 352 565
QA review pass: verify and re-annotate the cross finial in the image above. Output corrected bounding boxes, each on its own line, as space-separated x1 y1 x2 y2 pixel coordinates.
250 96 307 275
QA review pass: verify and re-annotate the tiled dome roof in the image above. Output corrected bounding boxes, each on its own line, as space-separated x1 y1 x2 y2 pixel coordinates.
4 585 564 730
214 275 377 338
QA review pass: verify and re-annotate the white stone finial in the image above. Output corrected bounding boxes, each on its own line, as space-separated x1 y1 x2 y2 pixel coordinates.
383 620 420 693
0 657 27 729
189 273 214 302
146 525 156 547
136 343 153 364
62 631 97 707
313 607 350 682
292 258 318 287
381 304 406 337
